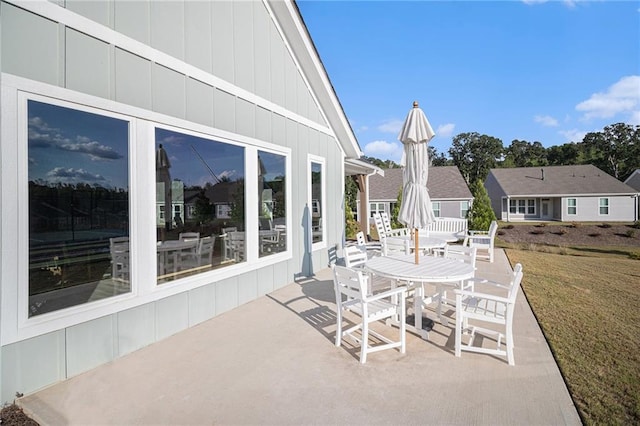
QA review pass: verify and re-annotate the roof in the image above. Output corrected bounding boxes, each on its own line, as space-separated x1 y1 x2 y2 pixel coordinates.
624 169 640 191
369 166 473 201
487 164 638 197
270 1 362 160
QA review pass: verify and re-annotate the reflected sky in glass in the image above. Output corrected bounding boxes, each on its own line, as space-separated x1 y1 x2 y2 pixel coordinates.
28 100 129 189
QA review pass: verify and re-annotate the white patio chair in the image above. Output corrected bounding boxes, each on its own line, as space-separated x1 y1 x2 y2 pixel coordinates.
356 231 382 257
454 263 524 366
180 236 215 271
344 244 393 295
382 236 410 256
332 264 407 364
109 236 130 283
463 220 498 263
380 211 410 237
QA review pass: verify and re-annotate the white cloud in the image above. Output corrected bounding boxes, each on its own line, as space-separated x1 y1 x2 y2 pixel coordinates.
534 115 559 127
629 110 640 125
576 75 640 121
357 125 369 132
377 119 404 134
436 123 455 138
363 140 402 160
559 128 588 143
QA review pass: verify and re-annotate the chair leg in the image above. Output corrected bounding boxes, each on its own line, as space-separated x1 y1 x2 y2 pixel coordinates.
360 320 368 364
506 314 514 366
455 312 462 358
399 294 406 354
335 308 343 347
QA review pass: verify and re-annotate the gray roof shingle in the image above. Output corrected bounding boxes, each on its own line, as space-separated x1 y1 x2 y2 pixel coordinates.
488 164 638 196
369 166 473 201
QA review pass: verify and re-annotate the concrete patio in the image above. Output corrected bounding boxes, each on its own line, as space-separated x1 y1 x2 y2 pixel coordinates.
19 249 581 425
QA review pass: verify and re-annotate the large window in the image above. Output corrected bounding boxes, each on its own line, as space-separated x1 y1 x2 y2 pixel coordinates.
28 100 131 316
599 198 609 215
567 198 577 215
509 199 535 215
370 203 385 217
309 158 324 244
258 151 287 257
155 128 245 284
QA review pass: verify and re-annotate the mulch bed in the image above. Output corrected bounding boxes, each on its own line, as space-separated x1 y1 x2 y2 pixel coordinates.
497 223 640 248
0 404 39 426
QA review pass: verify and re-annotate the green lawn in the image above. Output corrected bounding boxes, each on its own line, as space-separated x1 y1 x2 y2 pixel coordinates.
505 247 640 425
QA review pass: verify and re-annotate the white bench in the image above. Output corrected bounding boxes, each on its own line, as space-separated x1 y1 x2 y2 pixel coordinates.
424 218 468 242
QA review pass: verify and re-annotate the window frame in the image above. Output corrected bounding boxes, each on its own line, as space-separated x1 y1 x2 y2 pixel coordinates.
307 155 326 249
598 197 609 216
1 75 292 344
431 201 441 218
460 201 470 219
567 198 577 216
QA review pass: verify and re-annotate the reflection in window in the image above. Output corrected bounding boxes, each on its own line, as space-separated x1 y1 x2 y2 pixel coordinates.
258 151 287 257
28 100 130 316
155 128 245 283
568 198 577 215
599 198 609 215
431 202 441 218
311 161 323 243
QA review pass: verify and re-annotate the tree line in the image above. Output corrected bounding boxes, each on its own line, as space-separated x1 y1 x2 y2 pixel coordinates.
363 122 640 185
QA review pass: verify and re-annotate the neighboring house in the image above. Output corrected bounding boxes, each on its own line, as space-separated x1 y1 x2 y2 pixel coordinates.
624 169 640 219
364 166 474 223
0 0 378 404
485 165 639 222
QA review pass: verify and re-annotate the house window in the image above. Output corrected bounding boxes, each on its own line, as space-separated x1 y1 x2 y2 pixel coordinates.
27 100 131 317
599 198 609 215
567 198 577 215
370 203 385 217
431 202 441 218
309 156 325 245
461 201 470 218
258 151 287 257
155 127 245 283
509 199 535 215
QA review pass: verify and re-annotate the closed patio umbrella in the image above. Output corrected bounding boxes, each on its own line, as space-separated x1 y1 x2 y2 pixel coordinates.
397 101 436 264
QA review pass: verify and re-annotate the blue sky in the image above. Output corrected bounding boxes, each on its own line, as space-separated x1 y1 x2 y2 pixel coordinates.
297 0 640 164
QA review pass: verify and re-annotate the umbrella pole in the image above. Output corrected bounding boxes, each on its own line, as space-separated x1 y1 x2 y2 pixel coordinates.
415 228 419 264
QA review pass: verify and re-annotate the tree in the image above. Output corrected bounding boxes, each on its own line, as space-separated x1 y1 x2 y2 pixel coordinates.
449 132 503 185
467 180 496 231
582 123 640 180
503 140 548 168
391 188 402 228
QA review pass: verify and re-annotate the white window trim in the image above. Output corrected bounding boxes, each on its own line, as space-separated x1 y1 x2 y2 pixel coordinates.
307 155 326 250
460 201 470 219
431 201 441 218
598 197 610 216
2 74 292 344
567 198 577 216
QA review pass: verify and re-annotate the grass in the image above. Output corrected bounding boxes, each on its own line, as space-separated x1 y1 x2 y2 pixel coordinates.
504 247 640 425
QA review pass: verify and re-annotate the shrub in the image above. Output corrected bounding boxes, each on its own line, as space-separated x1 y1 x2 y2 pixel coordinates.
629 252 640 260
497 230 505 236
633 221 640 229
530 229 545 235
503 224 514 229
553 228 567 235
570 222 581 228
600 223 612 228
536 222 547 228
625 229 636 238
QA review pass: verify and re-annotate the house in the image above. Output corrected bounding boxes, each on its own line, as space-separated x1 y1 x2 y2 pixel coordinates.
0 0 380 403
624 169 640 219
485 165 639 222
364 166 473 223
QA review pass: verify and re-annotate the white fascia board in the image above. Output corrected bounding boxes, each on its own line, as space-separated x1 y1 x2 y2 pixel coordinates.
267 0 362 159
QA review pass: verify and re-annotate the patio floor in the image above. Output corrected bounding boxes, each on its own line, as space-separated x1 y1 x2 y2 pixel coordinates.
19 249 581 425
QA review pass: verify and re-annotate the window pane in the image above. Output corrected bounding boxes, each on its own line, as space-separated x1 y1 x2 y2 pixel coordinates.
311 162 323 243
28 100 130 316
155 128 245 284
258 151 287 257
431 202 441 218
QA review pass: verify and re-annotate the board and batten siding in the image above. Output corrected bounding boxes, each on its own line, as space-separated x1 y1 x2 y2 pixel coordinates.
0 0 345 403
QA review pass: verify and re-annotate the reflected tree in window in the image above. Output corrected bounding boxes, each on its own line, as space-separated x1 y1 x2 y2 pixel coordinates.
154 128 245 283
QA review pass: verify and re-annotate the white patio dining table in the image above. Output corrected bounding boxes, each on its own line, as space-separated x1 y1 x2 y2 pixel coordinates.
365 253 475 339
385 235 447 254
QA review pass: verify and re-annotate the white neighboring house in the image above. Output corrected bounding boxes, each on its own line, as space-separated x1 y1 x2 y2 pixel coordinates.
363 166 474 228
485 165 639 222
